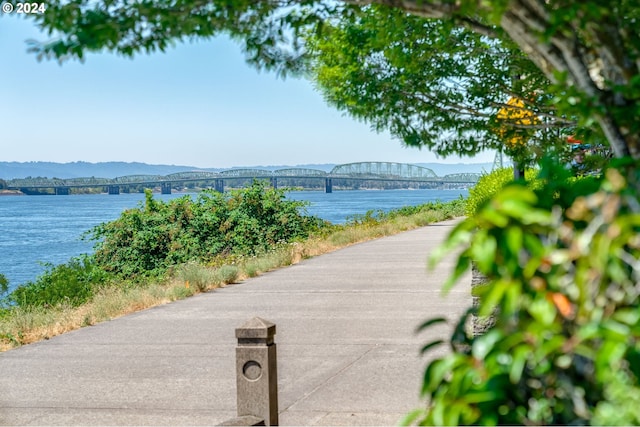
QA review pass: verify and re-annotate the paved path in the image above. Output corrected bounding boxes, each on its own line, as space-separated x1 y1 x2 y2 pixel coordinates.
0 220 471 426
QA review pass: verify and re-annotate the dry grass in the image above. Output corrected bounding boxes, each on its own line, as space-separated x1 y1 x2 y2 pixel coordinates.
1 206 462 352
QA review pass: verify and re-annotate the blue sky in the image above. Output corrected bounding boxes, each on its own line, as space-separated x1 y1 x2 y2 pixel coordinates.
1 15 495 169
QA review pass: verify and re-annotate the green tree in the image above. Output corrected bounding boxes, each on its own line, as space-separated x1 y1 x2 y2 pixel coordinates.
6 256 109 308
304 5 571 164
367 0 640 162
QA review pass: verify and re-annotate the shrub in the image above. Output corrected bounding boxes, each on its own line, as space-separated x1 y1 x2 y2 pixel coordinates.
221 181 323 255
465 167 513 216
466 167 540 216
415 161 640 425
0 274 8 297
87 182 324 279
5 256 110 308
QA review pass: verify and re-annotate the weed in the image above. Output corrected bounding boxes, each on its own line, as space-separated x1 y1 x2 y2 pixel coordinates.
175 262 217 292
215 265 239 285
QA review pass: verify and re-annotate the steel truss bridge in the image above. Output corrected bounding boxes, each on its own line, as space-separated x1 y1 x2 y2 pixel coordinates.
6 162 480 195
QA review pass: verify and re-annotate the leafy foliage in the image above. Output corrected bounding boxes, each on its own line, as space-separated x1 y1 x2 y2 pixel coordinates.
304 5 570 160
87 182 323 278
466 168 518 216
0 274 8 299
419 160 640 425
21 0 334 77
465 167 540 216
4 256 110 308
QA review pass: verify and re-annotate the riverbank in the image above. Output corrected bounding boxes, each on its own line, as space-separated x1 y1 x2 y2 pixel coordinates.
0 190 24 196
0 198 465 351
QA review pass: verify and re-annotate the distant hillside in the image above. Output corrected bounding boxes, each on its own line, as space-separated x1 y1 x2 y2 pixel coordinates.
0 161 495 180
0 162 218 180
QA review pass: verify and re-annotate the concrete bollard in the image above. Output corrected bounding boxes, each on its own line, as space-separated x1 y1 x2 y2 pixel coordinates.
230 317 279 426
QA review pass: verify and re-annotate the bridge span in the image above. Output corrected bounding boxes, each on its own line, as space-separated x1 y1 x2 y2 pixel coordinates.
6 162 480 195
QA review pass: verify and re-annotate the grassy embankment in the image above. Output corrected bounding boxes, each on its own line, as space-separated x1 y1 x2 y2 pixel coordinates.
0 195 465 352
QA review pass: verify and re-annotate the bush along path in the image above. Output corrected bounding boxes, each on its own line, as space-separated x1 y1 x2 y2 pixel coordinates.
415 160 640 426
0 182 466 351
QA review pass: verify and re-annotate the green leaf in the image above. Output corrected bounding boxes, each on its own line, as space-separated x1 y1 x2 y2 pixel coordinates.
528 297 556 326
478 279 510 317
470 232 498 272
612 308 640 326
472 329 503 360
422 358 448 395
479 208 509 227
428 220 474 269
420 339 446 355
505 225 523 258
415 317 447 333
595 340 627 374
398 408 426 426
442 255 471 294
443 402 463 426
461 390 501 404
509 345 529 383
535 335 565 362
422 354 466 394
601 319 631 341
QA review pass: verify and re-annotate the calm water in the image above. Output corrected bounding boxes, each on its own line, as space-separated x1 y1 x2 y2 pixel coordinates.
0 189 466 290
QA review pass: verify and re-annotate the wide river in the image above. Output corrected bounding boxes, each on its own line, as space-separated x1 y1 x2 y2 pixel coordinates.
0 189 466 291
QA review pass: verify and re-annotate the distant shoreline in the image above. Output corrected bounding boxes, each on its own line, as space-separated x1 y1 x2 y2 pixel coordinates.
0 190 24 196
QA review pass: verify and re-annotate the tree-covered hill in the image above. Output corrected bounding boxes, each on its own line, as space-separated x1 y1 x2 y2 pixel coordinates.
0 161 205 180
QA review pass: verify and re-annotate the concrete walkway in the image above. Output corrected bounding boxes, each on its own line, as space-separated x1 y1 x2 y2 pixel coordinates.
0 220 471 426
